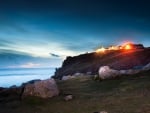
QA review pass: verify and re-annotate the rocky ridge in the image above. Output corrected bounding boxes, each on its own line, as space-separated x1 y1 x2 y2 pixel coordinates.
54 45 150 79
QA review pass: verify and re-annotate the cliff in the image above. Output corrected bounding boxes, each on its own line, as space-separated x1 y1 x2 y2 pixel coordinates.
54 46 150 79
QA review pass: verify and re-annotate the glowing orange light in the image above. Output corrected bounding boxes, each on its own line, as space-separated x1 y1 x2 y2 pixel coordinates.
108 46 119 50
96 47 106 53
95 42 134 53
124 44 132 50
119 46 123 49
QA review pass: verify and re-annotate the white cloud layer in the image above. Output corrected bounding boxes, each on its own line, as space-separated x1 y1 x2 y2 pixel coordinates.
8 62 40 68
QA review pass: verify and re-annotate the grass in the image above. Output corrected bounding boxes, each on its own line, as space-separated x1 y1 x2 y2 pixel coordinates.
0 71 150 113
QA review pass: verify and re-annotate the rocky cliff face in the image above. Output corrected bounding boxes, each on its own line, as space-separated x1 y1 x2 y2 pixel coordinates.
54 48 150 79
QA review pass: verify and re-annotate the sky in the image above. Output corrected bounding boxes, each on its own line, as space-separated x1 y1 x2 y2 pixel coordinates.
0 0 150 68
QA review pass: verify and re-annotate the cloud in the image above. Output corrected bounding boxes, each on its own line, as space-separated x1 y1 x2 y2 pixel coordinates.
49 53 60 57
0 31 79 58
20 62 40 68
0 3 150 60
8 62 40 68
0 52 63 68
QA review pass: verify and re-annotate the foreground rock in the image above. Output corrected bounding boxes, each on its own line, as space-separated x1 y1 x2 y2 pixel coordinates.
23 79 59 98
0 86 23 102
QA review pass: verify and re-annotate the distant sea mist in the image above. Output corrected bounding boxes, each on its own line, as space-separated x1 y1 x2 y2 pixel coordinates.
0 68 55 88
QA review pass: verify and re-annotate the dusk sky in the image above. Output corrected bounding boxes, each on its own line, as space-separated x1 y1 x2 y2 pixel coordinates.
0 0 150 68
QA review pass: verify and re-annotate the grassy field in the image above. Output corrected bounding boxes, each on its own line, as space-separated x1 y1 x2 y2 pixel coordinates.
0 71 150 113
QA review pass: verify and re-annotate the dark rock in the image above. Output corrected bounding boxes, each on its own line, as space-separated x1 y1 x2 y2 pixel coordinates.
0 87 23 102
130 44 144 49
21 79 41 87
0 87 5 92
10 85 17 88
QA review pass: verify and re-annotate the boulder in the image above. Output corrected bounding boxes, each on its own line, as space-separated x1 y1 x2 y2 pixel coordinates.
64 95 73 101
21 79 41 87
73 72 84 76
125 69 140 75
22 79 59 98
119 70 127 74
62 75 75 81
86 71 92 75
98 66 120 79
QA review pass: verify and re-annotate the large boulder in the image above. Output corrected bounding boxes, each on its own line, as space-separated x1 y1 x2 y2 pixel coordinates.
22 79 59 98
98 66 121 79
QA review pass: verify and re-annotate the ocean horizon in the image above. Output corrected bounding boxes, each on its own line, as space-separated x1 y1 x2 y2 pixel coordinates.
0 68 55 88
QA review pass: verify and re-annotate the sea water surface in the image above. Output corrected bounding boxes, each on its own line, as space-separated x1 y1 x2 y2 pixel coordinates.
0 68 55 88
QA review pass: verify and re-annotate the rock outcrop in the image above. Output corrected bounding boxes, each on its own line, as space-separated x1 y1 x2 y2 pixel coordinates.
22 79 59 98
54 47 150 79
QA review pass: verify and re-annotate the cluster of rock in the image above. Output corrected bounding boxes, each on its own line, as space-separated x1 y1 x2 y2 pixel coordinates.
61 62 150 81
0 78 60 99
98 62 150 80
0 79 60 99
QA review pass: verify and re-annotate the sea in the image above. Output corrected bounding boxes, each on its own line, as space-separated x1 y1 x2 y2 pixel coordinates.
0 68 55 88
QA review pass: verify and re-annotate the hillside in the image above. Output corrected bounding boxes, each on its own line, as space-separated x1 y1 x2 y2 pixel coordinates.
54 48 150 79
1 44 150 113
0 70 150 113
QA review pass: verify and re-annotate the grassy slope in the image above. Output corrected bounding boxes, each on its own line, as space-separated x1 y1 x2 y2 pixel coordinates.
0 71 150 113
